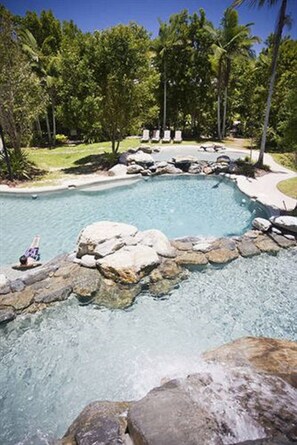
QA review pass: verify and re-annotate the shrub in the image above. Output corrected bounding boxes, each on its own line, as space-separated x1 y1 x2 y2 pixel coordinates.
235 159 255 178
0 150 40 180
55 134 68 145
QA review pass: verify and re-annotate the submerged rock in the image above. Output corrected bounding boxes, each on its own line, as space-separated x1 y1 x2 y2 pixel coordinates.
254 235 280 253
0 306 16 324
94 278 142 309
236 239 260 257
207 248 239 264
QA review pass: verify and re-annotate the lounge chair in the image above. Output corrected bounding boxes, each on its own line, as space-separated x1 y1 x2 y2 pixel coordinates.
162 130 171 143
151 129 160 143
173 130 182 143
141 129 150 143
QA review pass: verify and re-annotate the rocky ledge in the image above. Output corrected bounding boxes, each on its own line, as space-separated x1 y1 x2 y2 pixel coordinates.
57 336 297 445
0 217 296 325
108 148 249 177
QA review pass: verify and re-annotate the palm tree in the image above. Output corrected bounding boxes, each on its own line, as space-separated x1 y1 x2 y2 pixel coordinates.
232 0 288 166
208 8 259 139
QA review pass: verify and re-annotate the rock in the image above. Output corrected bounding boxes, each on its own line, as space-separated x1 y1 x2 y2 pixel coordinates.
236 436 296 445
271 227 282 235
77 221 138 258
10 279 25 293
0 306 16 324
203 337 297 389
0 274 10 294
207 248 239 264
0 287 35 310
127 164 144 174
135 229 176 258
23 268 50 286
216 155 231 163
118 149 137 165
34 285 73 304
284 234 296 240
254 235 280 254
97 245 160 284
244 230 261 239
108 164 128 176
141 169 152 176
72 267 102 302
270 216 297 234
252 218 272 232
212 238 237 251
62 401 130 445
94 238 125 258
127 150 155 167
173 156 197 172
188 163 202 174
236 239 260 257
94 278 142 309
128 364 297 445
156 165 183 175
268 232 296 248
156 161 168 168
176 251 208 266
80 254 97 268
141 146 153 154
158 260 183 280
149 278 180 296
54 262 80 279
171 240 193 251
203 166 213 175
193 240 214 253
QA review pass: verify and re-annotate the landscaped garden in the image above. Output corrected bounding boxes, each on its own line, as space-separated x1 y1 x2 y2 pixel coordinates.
0 1 297 444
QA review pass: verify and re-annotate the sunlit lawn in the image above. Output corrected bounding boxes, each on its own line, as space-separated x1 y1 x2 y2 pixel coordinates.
277 177 297 199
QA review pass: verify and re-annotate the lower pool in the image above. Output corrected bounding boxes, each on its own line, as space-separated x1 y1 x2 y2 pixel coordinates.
0 176 267 266
0 249 296 444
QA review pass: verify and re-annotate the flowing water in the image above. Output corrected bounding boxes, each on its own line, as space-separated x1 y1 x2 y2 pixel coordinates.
0 249 296 444
0 176 267 266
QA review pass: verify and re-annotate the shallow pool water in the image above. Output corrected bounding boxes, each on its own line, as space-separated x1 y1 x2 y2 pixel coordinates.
0 176 267 265
0 249 296 444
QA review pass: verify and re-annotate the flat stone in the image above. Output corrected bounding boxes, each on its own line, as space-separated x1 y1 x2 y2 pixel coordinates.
254 235 280 253
0 274 10 294
63 401 130 445
156 165 183 175
252 217 272 232
80 254 97 268
127 164 144 174
207 248 239 264
135 229 176 258
217 155 231 163
270 216 297 234
237 240 261 257
268 233 296 248
157 260 183 280
72 267 102 301
0 287 35 310
271 227 282 235
77 221 138 257
34 285 73 303
284 234 296 240
171 240 193 251
0 306 16 324
94 238 125 258
97 245 160 284
213 238 237 251
176 251 208 266
10 279 25 293
193 240 214 253
23 268 50 286
244 230 261 239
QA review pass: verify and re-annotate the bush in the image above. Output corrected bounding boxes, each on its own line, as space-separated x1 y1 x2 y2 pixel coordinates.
235 159 255 178
55 134 68 145
0 150 40 180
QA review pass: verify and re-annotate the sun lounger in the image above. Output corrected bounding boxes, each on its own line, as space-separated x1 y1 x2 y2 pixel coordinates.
162 130 171 143
173 130 182 143
141 129 150 143
151 129 160 143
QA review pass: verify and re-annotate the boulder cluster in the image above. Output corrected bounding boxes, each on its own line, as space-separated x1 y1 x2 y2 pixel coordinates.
58 337 297 445
108 148 239 177
0 216 296 326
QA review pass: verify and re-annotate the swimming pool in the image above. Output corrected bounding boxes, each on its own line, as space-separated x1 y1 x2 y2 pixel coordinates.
0 249 296 444
0 176 267 266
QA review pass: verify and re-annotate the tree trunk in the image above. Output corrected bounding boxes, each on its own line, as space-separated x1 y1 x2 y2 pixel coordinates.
217 94 222 140
52 102 56 147
222 86 228 139
257 0 287 167
163 63 167 133
45 113 52 146
0 125 13 180
35 118 42 138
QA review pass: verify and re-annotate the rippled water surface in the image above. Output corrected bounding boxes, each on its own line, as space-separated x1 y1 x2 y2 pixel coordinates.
0 249 296 444
0 176 267 265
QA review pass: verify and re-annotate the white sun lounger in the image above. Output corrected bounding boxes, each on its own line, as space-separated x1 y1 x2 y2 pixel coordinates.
151 129 160 143
162 130 171 143
141 129 150 143
173 130 182 143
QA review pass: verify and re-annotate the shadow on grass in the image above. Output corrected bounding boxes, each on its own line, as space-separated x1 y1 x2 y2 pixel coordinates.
62 153 119 175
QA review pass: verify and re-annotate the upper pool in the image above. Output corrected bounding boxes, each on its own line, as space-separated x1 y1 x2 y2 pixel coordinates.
0 176 267 265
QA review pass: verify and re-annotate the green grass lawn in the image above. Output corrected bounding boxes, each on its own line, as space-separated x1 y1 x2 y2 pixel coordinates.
277 177 297 199
272 152 297 172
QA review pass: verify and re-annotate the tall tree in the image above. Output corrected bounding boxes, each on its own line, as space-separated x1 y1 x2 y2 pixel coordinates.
233 0 288 165
208 8 259 139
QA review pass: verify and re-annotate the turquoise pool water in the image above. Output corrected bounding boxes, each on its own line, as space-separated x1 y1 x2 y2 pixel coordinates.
0 176 267 265
0 249 296 444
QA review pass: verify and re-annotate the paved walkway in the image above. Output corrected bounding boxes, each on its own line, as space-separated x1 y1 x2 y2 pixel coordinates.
0 145 296 211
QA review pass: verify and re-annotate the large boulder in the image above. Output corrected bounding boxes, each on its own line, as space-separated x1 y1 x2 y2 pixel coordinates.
156 164 183 175
108 163 128 176
135 229 176 258
93 277 142 309
173 155 197 172
62 401 131 445
127 164 144 174
270 216 297 234
72 267 102 302
97 245 160 284
127 150 155 167
0 306 16 324
76 221 138 258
